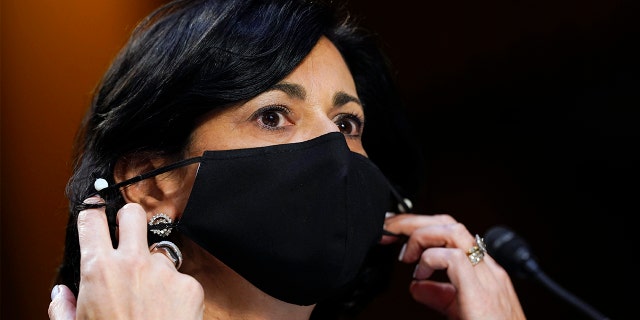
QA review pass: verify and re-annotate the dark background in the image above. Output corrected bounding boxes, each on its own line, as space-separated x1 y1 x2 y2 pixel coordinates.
346 0 638 319
2 0 637 319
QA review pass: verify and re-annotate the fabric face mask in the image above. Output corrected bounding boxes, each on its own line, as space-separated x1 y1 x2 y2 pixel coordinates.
100 132 396 306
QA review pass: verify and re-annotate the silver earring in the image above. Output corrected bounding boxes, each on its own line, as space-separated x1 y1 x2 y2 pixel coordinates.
148 213 173 237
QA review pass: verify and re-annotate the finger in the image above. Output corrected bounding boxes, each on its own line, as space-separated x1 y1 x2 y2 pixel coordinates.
379 229 405 245
420 250 524 319
48 285 77 320
412 247 458 280
409 247 483 318
379 234 400 245
77 196 112 257
380 212 402 244
149 240 183 270
384 213 457 238
381 213 454 245
469 254 512 287
150 247 181 270
400 223 475 263
409 281 456 315
414 247 483 292
115 203 149 252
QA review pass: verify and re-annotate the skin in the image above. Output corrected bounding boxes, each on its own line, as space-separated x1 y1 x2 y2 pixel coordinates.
382 214 525 319
49 37 525 320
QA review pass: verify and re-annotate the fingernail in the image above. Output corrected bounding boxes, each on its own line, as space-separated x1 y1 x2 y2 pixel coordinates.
83 195 104 205
385 212 396 219
50 285 60 301
398 243 407 261
412 264 419 279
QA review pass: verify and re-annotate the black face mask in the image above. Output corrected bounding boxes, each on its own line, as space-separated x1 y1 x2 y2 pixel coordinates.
99 132 397 306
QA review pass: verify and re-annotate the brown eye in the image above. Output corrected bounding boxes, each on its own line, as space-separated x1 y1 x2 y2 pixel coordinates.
335 114 363 136
260 109 283 128
336 119 354 133
250 105 292 131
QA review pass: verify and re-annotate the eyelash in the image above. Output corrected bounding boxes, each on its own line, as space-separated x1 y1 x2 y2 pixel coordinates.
251 105 289 131
335 112 365 137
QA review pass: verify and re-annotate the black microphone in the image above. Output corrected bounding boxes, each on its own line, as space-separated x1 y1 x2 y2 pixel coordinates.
484 225 610 320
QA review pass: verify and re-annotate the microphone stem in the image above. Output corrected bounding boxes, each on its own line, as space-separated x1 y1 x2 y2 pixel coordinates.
529 266 609 320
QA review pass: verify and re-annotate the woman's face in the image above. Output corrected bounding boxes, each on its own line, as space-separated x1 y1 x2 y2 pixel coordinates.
186 37 367 157
128 36 368 231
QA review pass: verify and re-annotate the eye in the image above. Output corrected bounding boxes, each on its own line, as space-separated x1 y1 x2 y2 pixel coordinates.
251 105 292 130
335 113 364 137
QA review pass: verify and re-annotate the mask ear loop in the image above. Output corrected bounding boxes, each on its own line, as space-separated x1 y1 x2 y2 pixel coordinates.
87 156 203 234
92 156 203 195
390 186 413 213
381 184 413 238
82 156 203 211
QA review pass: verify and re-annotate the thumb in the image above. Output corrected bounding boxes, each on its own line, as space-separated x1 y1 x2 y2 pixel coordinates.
48 285 77 320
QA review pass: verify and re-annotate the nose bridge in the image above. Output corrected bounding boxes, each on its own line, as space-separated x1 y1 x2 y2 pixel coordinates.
303 107 339 140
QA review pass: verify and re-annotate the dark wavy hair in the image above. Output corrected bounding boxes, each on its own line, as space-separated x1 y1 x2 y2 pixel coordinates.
54 0 423 318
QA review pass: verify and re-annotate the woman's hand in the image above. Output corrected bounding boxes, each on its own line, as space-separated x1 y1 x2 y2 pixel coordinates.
48 197 204 320
49 284 77 320
382 213 526 320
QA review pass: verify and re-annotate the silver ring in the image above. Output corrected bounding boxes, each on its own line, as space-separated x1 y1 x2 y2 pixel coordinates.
467 234 487 266
149 240 183 270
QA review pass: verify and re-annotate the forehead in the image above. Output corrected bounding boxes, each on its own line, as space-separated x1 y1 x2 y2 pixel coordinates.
186 37 364 153
282 37 357 95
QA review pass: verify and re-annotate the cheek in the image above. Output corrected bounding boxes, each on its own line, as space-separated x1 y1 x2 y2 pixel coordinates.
346 141 367 157
175 166 199 219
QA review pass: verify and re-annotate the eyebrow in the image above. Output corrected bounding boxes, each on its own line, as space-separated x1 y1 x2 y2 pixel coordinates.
271 82 305 100
333 91 361 108
269 82 362 108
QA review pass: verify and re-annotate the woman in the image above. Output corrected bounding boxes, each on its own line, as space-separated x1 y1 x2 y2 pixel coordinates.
49 0 525 319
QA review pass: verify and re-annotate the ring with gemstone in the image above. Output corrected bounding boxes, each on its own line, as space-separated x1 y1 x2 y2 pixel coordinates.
467 234 487 266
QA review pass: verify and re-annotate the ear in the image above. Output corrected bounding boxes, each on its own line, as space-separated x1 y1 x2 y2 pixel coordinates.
114 156 189 222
